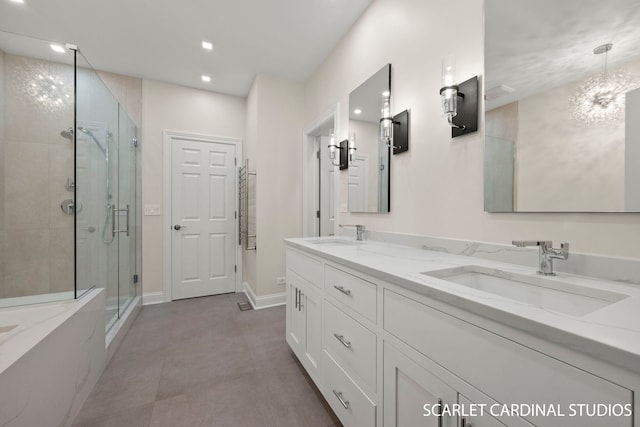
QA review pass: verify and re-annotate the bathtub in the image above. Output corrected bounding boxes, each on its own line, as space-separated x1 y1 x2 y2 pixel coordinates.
0 288 106 427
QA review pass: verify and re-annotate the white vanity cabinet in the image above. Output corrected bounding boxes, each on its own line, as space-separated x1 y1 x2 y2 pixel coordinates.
286 248 379 427
383 289 632 427
383 342 458 427
285 242 638 427
383 339 531 427
286 271 322 383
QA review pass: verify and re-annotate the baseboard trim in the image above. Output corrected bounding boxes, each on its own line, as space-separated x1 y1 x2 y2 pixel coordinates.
243 282 286 310
142 292 165 306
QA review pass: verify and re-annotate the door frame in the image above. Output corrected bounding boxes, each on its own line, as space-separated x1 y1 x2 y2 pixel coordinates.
302 103 340 237
162 130 243 302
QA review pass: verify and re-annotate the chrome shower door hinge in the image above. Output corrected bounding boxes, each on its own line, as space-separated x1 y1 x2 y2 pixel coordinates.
132 137 139 147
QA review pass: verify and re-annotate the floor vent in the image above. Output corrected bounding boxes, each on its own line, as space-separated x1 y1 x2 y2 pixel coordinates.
237 301 253 311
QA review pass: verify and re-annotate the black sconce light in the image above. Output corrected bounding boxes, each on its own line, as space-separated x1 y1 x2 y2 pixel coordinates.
440 55 478 138
328 129 349 169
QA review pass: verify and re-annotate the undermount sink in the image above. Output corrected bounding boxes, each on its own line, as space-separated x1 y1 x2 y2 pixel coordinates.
422 265 628 317
310 239 360 246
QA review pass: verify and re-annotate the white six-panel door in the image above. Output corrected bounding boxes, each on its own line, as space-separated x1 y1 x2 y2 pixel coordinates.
171 137 236 300
348 154 369 212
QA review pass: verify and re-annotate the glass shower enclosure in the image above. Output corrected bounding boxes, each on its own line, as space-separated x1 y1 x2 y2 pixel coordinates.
0 30 140 332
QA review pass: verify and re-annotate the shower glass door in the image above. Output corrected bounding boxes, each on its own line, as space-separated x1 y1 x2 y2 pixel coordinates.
117 105 136 317
75 51 138 332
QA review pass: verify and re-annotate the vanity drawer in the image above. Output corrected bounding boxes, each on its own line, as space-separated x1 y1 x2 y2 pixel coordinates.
324 351 376 427
324 300 377 394
383 289 633 427
286 249 323 289
325 265 377 323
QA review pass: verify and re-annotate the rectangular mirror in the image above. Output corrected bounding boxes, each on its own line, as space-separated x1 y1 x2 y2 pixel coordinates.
348 63 391 213
484 0 640 212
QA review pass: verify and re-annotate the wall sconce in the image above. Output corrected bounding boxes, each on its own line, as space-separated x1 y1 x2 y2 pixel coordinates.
328 129 341 166
380 91 395 149
328 129 348 169
379 92 410 154
348 133 357 163
439 56 478 138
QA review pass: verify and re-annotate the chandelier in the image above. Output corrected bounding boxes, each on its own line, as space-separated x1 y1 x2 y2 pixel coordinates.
570 43 638 125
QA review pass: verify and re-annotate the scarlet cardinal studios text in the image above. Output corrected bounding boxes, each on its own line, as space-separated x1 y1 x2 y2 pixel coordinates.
423 403 632 418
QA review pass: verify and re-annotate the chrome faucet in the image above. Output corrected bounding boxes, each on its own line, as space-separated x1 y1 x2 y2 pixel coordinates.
339 224 366 241
512 240 569 276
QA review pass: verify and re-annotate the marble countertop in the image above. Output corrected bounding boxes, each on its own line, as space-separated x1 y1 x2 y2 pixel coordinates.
285 236 640 375
0 288 103 375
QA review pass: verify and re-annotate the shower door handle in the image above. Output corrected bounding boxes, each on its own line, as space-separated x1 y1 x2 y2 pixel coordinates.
112 205 130 237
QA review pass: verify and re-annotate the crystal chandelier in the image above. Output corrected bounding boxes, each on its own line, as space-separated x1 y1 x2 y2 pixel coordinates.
570 43 638 125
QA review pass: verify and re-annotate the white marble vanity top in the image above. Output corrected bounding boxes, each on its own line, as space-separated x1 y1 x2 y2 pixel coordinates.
285 236 640 375
0 288 103 375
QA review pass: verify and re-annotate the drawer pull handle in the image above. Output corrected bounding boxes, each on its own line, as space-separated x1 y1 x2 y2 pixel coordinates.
332 390 350 410
333 285 352 296
333 333 352 349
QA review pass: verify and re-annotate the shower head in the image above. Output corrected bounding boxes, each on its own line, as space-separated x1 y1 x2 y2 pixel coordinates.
78 126 94 138
60 127 74 140
60 126 108 156
78 127 108 157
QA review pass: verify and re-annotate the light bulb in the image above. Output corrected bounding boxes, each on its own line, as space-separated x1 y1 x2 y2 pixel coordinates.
380 92 393 144
442 55 456 87
348 133 357 162
328 129 338 161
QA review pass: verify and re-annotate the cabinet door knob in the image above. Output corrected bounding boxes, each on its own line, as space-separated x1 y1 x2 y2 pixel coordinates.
333 333 352 349
332 390 350 410
333 285 352 296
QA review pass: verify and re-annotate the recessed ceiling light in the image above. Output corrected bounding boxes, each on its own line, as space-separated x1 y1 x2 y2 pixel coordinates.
9 0 25 3
50 44 65 53
201 41 213 50
201 75 211 83
354 109 362 115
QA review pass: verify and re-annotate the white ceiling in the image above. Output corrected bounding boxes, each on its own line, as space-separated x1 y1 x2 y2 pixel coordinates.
485 0 640 110
0 0 373 97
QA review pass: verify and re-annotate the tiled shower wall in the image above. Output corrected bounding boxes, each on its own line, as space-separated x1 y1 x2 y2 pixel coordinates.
0 51 141 299
1 53 74 298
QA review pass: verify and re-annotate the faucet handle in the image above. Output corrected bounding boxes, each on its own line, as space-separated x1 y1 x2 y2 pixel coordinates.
557 242 570 258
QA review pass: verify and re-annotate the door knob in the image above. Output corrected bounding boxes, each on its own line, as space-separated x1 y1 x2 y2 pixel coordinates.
173 224 183 230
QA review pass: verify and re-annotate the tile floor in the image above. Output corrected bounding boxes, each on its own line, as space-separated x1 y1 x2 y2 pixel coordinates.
73 293 341 427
